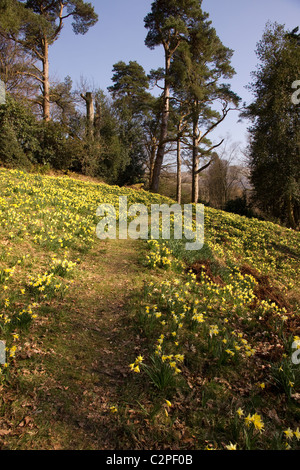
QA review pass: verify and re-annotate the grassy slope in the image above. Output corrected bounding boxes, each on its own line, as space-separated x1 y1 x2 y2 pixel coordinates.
0 168 299 450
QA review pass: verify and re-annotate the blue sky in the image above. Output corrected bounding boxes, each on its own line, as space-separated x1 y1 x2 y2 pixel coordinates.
50 0 300 153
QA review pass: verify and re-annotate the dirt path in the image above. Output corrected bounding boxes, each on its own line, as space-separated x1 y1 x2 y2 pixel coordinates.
2 239 149 450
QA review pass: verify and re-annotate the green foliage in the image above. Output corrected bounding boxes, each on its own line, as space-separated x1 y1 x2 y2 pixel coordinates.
36 120 72 169
0 118 27 166
245 22 300 229
93 91 129 183
225 195 255 218
108 61 150 116
142 354 178 391
108 61 155 185
50 75 77 126
116 122 147 186
0 95 83 171
0 95 40 167
144 0 202 50
5 1 99 41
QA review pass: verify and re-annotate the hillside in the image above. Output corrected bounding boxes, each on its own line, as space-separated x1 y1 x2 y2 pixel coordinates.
0 168 299 450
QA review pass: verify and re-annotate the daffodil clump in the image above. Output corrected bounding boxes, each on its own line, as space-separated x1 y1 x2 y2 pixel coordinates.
27 270 70 300
50 256 77 277
227 407 300 450
145 240 183 271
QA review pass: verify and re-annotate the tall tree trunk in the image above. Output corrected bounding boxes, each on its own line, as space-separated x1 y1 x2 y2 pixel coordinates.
149 140 157 188
42 38 50 122
94 97 101 139
176 135 182 204
192 117 200 203
81 92 95 139
150 52 171 193
287 193 296 229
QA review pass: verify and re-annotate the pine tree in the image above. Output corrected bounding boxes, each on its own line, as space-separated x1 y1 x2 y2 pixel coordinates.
144 0 239 198
170 13 239 202
108 61 150 116
144 0 204 193
0 0 98 121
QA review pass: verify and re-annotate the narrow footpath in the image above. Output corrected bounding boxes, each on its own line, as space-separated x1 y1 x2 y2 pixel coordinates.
2 239 150 450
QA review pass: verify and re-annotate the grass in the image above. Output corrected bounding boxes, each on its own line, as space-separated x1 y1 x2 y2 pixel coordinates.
0 167 299 450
